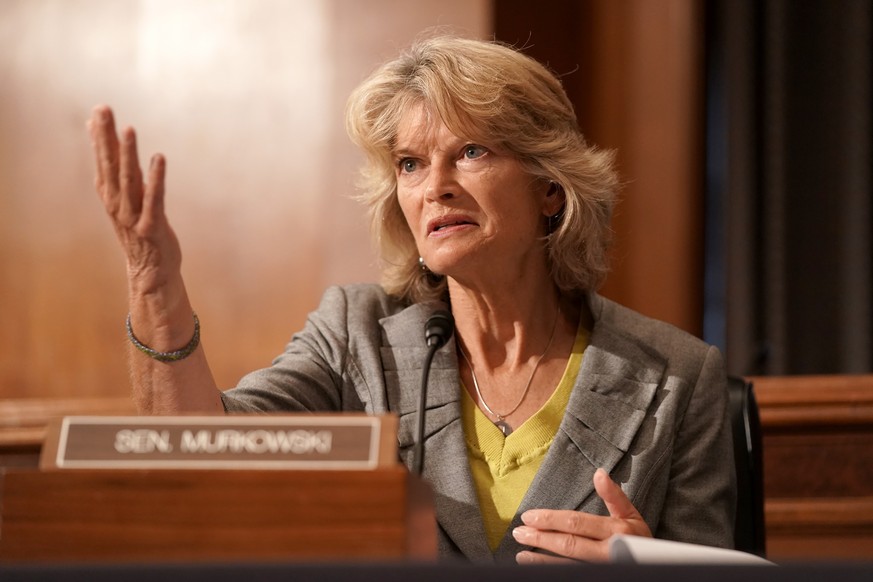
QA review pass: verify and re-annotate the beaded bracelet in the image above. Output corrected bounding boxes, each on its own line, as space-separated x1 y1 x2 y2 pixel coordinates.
126 313 200 363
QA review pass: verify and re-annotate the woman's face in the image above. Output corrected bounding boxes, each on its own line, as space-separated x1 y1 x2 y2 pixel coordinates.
394 104 561 283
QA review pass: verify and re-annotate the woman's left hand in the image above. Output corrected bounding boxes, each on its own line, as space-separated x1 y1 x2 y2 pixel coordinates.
512 468 652 563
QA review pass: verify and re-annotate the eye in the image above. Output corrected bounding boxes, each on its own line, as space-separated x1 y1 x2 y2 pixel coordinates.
398 158 417 173
463 144 487 160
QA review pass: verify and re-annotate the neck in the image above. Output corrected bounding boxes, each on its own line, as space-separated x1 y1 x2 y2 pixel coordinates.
447 275 574 370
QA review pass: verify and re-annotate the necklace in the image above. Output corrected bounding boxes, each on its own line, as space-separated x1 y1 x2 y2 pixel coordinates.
459 306 560 436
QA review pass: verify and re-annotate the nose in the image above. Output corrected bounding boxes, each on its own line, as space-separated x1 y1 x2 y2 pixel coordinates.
424 162 458 203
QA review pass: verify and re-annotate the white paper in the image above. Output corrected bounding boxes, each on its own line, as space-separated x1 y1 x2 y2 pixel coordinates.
608 535 775 565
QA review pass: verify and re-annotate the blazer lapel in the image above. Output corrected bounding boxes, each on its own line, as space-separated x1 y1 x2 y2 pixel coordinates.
379 302 493 561
494 294 666 561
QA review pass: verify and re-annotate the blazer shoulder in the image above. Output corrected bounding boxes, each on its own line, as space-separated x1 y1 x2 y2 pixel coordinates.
316 283 409 322
589 292 715 361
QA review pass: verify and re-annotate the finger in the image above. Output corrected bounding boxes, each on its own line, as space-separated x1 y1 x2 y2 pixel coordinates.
87 116 105 194
118 126 144 224
593 468 643 521
91 105 122 210
513 525 606 562
593 468 652 537
520 508 613 540
141 153 167 227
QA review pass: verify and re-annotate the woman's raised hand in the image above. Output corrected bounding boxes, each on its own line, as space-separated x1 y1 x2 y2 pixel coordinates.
512 468 653 563
87 105 222 414
87 105 181 295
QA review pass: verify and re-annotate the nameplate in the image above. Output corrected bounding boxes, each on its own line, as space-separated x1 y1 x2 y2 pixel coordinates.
40 414 397 470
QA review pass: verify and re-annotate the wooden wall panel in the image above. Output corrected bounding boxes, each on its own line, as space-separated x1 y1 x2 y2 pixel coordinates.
495 0 706 336
0 0 491 401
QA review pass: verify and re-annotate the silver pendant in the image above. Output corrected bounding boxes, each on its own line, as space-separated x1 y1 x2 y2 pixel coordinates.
495 419 513 436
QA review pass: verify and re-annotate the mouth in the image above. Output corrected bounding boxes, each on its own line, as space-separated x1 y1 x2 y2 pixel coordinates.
427 215 477 236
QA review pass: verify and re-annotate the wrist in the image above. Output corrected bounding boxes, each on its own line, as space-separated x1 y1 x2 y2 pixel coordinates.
127 275 196 351
127 312 200 363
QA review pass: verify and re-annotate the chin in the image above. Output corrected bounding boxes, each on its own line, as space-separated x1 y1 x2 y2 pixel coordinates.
423 245 483 279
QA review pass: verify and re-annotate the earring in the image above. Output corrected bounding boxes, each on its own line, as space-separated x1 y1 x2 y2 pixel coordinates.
546 181 564 234
547 208 564 234
418 256 429 272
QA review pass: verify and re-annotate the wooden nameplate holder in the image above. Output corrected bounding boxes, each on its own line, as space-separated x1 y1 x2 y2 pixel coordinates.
0 414 436 563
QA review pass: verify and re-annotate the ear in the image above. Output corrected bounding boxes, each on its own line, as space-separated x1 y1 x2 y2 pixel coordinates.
541 181 566 217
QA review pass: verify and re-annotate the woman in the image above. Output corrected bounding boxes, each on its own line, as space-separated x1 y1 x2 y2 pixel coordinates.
88 35 735 563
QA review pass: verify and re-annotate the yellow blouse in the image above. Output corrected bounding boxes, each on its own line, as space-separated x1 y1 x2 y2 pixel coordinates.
461 320 589 551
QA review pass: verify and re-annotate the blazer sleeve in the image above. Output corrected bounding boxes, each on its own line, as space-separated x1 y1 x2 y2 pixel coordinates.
219 286 356 413
654 345 737 548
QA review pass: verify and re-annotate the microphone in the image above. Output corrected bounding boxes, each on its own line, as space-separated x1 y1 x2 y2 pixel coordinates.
412 310 454 476
424 310 454 349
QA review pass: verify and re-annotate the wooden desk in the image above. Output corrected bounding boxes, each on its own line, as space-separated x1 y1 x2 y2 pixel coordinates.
4 378 873 562
0 397 135 468
0 466 435 563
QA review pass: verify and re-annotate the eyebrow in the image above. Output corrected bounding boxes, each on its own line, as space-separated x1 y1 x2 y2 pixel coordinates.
391 145 423 160
392 134 470 158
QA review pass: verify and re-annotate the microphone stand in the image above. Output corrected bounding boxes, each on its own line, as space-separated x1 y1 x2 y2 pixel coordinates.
412 311 453 476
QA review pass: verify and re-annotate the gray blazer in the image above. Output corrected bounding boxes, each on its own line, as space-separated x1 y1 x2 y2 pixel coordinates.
222 284 735 562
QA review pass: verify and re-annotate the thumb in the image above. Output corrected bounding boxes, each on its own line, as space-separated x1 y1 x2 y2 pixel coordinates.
593 468 642 520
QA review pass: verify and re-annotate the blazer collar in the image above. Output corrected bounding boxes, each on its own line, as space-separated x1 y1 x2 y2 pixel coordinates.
378 300 494 560
379 293 666 562
493 292 666 560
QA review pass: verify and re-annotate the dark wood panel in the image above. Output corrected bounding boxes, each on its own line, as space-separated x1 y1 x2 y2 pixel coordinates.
767 498 873 536
756 375 873 427
764 432 873 498
756 375 873 560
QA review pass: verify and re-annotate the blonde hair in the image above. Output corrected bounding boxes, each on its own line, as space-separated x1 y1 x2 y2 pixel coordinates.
346 35 618 303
